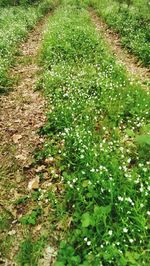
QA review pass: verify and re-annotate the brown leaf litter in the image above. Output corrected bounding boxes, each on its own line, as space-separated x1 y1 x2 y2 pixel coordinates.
0 13 58 265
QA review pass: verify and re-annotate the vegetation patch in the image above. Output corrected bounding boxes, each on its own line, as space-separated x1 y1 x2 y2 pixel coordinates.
38 2 150 265
16 236 46 265
0 0 59 93
87 0 150 66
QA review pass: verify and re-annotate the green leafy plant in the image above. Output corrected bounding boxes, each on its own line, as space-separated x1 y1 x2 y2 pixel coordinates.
38 3 150 264
15 195 29 205
88 0 150 66
0 0 60 93
20 207 41 225
16 237 46 265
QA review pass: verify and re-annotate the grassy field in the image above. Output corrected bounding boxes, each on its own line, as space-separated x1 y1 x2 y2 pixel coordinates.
86 0 150 66
37 1 150 265
0 0 59 93
0 0 149 265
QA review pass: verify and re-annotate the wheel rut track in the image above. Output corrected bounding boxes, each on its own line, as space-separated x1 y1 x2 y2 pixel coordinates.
90 9 150 90
0 12 51 264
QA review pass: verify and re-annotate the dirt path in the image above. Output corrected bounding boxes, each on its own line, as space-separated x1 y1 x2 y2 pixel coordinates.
0 13 51 264
90 9 150 89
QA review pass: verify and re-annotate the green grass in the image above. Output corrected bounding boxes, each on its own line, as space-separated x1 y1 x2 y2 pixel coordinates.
16 236 46 266
0 209 13 257
0 0 60 93
86 0 150 66
0 210 12 231
38 2 150 265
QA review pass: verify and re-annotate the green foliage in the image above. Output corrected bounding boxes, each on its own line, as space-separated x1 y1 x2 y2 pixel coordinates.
15 195 29 205
39 3 150 265
20 207 41 225
116 0 133 7
0 0 38 7
0 0 60 93
0 210 12 231
88 0 150 66
16 237 45 265
136 134 150 161
136 134 150 145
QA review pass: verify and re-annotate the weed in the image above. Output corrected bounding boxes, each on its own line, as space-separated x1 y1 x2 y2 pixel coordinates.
39 3 150 265
16 236 46 266
0 210 12 231
87 0 150 66
20 207 41 225
15 195 29 205
0 0 60 93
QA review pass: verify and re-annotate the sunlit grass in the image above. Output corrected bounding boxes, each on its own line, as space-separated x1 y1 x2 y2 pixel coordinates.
0 0 59 93
38 3 150 265
87 0 150 66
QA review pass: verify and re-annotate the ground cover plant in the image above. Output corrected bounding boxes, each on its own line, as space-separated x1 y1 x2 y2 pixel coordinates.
37 2 150 265
0 0 59 93
0 0 38 6
86 0 150 66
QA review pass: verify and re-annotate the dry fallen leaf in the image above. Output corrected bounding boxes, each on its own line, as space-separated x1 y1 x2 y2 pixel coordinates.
45 157 54 164
15 154 27 161
33 224 42 233
12 134 22 143
43 172 50 180
38 246 57 266
35 165 46 173
8 230 16 236
43 206 50 217
28 176 39 190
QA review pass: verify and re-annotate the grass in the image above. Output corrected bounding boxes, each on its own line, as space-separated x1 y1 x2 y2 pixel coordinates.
0 209 12 231
0 208 13 258
86 0 150 66
0 0 60 93
0 0 149 265
16 236 46 266
37 2 150 265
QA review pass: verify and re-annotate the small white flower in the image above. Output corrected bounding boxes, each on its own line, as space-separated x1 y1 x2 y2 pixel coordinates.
139 187 144 192
87 241 91 246
123 228 128 233
108 230 112 236
129 239 134 243
127 158 131 163
84 237 87 242
90 168 95 172
143 168 147 172
118 196 123 201
147 211 150 216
